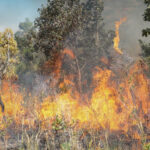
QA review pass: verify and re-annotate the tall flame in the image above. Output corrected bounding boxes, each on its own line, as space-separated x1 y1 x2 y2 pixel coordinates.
0 49 149 140
113 17 127 54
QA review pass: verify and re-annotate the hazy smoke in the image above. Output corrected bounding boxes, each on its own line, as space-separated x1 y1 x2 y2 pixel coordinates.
102 0 148 57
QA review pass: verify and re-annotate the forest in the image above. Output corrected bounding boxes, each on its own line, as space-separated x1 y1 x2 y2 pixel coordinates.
0 0 149 149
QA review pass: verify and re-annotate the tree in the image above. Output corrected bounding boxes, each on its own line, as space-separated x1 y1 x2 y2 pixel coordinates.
35 0 114 95
140 0 150 67
0 28 19 84
139 41 150 67
18 18 33 33
63 0 114 94
35 0 83 61
15 18 45 88
142 0 150 37
15 18 34 51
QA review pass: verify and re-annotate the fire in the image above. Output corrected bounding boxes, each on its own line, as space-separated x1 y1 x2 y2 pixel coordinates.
0 82 25 129
0 49 149 140
100 57 109 65
63 48 76 59
32 59 150 132
113 17 127 54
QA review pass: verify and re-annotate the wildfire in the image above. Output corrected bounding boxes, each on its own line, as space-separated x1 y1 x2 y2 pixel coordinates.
113 17 127 54
0 52 149 137
0 45 149 141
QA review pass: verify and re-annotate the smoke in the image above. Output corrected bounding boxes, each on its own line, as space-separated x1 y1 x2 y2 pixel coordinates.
0 0 148 93
0 0 148 57
102 0 148 57
0 0 46 32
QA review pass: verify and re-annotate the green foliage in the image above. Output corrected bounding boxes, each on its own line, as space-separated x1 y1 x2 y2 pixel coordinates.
139 40 150 67
15 18 45 87
88 139 93 150
141 0 150 69
35 0 83 60
52 115 67 131
63 0 114 94
0 28 19 81
142 0 150 37
35 0 114 59
19 18 33 33
144 142 150 150
35 0 114 94
15 18 36 72
61 142 71 150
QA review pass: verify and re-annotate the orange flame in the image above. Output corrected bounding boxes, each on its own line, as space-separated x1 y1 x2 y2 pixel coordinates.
0 50 149 139
63 48 75 59
113 17 127 54
38 60 150 132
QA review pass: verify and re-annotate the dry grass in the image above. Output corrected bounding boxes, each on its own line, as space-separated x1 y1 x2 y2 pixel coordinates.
0 82 149 150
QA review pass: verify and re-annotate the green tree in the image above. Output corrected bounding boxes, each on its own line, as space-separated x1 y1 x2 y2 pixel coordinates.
64 0 114 94
140 0 150 67
0 28 19 84
15 18 45 87
19 18 33 33
35 0 114 95
142 0 150 37
35 0 83 61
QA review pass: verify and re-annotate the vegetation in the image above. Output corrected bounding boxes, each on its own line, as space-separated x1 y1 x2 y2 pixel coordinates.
15 19 37 88
0 28 18 84
0 0 149 150
35 0 83 60
142 0 150 37
140 0 150 68
35 0 114 95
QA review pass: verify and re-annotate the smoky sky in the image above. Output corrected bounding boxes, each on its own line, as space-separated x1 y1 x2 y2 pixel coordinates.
102 0 148 56
0 0 148 56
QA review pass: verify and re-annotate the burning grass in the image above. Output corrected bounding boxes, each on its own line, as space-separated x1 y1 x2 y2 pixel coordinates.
0 55 149 149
